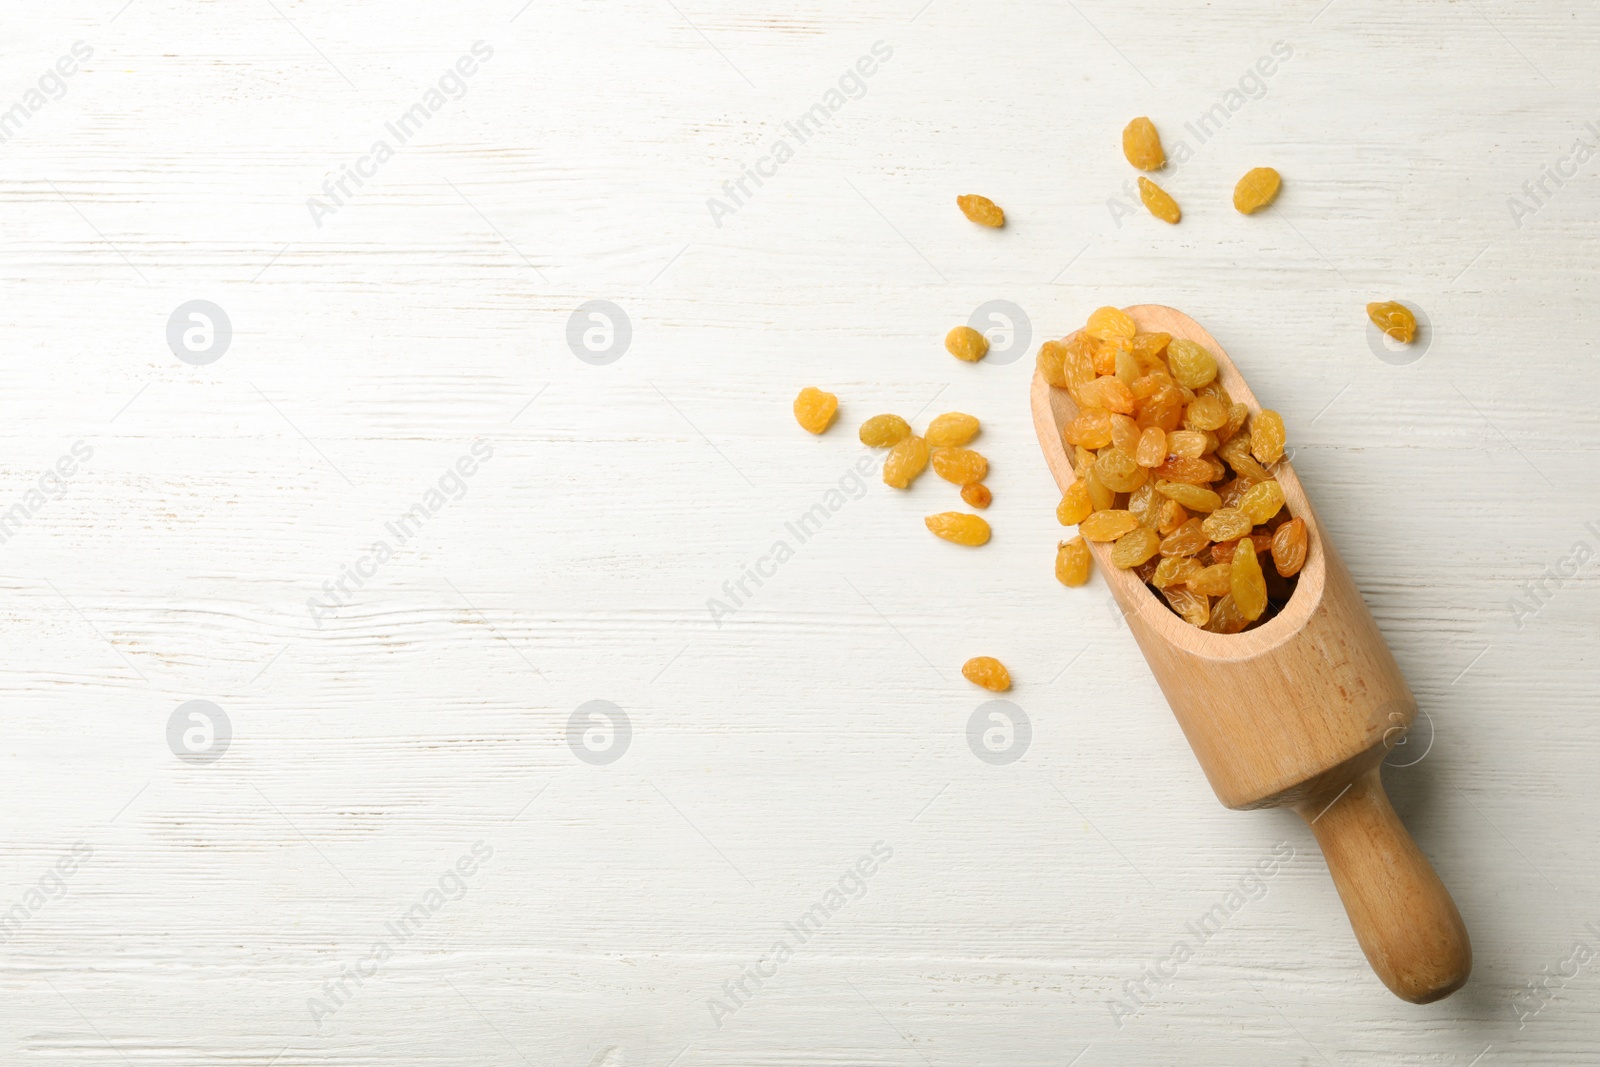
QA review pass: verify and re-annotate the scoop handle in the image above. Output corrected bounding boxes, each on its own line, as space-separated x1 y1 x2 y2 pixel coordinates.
1294 766 1471 1003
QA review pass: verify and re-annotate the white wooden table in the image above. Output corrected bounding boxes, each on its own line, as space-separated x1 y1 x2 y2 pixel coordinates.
4 1 1597 1063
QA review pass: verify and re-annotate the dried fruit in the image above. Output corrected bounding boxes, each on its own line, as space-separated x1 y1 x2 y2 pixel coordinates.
793 387 838 434
1183 395 1228 431
1111 527 1161 569
1057 480 1093 526
1152 556 1202 590
1201 507 1252 542
859 413 911 447
1138 177 1181 224
1188 563 1232 597
1239 480 1286 525
1080 510 1140 542
1166 339 1218 389
1084 469 1116 511
1204 593 1249 634
1272 517 1308 577
1166 430 1210 458
946 325 990 362
1128 482 1160 528
961 483 992 509
1156 498 1188 534
1230 538 1268 621
1122 116 1166 170
962 656 1011 692
883 435 930 488
1075 376 1136 415
1063 409 1115 449
1250 409 1286 465
925 511 991 546
1233 167 1282 214
957 194 1005 228
1110 413 1141 453
1219 436 1273 481
1163 585 1210 628
1093 448 1147 493
1036 340 1069 388
1367 301 1416 343
1056 537 1092 586
1135 427 1166 467
1131 331 1172 365
1085 306 1135 341
932 447 988 486
1159 518 1209 558
1154 479 1221 513
926 412 980 448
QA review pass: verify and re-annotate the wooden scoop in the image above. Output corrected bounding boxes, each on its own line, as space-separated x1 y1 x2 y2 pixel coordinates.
1032 304 1470 1003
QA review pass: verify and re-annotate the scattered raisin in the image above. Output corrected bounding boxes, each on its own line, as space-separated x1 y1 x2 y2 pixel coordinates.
932 447 989 486
926 511 991 546
859 414 911 447
946 325 990 362
793 387 838 434
926 412 980 448
962 656 1011 692
1138 177 1181 224
1122 116 1166 170
1056 537 1092 587
883 435 930 489
1367 301 1417 343
1233 167 1281 214
961 483 993 509
957 194 1005 228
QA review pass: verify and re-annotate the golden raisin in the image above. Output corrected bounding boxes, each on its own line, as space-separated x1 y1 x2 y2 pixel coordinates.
793 387 838 434
1138 177 1181 224
1122 116 1166 170
1166 339 1218 389
1154 455 1224 486
1079 509 1140 542
1156 498 1188 534
1152 556 1202 590
1159 518 1209 558
957 194 1005 228
1127 482 1160 528
925 511 990 546
1239 480 1285 525
1063 409 1115 449
1085 306 1136 341
1154 479 1221 513
961 483 992 509
1130 331 1171 365
1272 517 1308 577
1367 301 1416 343
962 656 1011 692
1201 508 1252 542
1230 538 1268 621
1250 409 1286 465
1203 593 1249 634
1166 430 1210 458
1163 585 1210 628
1093 448 1147 493
1036 341 1069 388
1233 167 1281 214
946 325 990 362
1110 413 1141 453
1188 563 1232 597
1057 480 1093 526
1135 427 1167 467
859 413 911 447
1111 527 1161 569
882 435 929 488
932 447 988 486
1084 469 1116 511
1219 436 1273 481
926 412 980 448
1183 395 1228 431
1055 537 1092 587
1075 376 1136 415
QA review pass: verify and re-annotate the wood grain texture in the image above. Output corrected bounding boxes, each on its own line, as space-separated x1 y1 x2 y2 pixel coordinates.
3 0 1599 1064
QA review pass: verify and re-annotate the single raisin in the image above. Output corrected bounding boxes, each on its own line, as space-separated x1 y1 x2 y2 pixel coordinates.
1152 556 1202 590
1138 177 1181 224
1093 448 1147 493
859 414 911 447
1063 409 1115 449
1057 479 1093 525
1239 480 1286 524
793 387 838 434
1037 341 1069 388
1122 116 1166 170
1056 537 1092 586
1079 509 1140 542
1250 409 1286 465
925 512 991 546
961 483 993 509
1074 376 1136 415
1135 427 1167 467
1366 301 1417 343
1201 507 1252 542
1111 527 1161 569
1085 306 1136 341
1272 517 1308 577
1230 538 1268 621
882 435 929 488
962 656 1011 691
932 447 989 485
957 194 1004 227
1166 339 1219 389
1154 479 1221 513
1159 518 1210 558
1233 167 1282 214
1188 563 1232 597
946 325 990 362
1163 585 1210 628
926 412 980 448
1183 395 1229 431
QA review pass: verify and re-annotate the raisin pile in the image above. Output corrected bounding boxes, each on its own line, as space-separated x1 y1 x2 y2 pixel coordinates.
1040 307 1307 633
